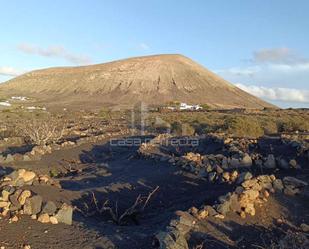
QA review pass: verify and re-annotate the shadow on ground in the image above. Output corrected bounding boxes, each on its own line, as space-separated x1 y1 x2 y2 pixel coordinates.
59 137 233 248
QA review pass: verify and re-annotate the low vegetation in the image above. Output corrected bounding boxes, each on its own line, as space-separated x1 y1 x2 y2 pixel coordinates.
145 109 309 138
16 118 67 145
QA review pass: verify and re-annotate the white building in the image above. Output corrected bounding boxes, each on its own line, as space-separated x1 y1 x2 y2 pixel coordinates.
11 96 28 101
179 102 202 111
0 101 11 107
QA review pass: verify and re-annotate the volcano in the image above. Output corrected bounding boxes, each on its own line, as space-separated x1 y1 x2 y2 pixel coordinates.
0 54 275 109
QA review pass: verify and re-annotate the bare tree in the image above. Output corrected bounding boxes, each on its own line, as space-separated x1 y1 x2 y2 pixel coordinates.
17 118 67 145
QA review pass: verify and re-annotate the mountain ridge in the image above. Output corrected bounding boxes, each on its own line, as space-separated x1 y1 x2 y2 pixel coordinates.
0 54 276 109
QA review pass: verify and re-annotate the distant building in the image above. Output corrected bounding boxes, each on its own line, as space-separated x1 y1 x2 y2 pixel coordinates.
26 106 47 111
11 96 28 101
0 101 11 107
179 102 202 111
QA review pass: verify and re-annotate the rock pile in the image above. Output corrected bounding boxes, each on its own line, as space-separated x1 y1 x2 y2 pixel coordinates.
155 174 308 249
0 128 130 163
0 169 73 225
191 174 308 219
155 211 196 249
0 169 61 188
138 134 307 186
143 135 309 249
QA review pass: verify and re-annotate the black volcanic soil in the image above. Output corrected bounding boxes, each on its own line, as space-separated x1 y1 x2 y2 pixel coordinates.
0 137 230 248
0 136 308 249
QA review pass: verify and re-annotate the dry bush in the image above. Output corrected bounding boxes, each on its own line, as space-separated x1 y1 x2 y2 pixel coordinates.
225 116 264 138
277 116 309 132
171 121 195 136
77 186 159 225
17 118 67 145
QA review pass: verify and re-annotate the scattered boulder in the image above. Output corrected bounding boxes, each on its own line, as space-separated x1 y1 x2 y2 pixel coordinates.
5 154 14 163
289 159 298 168
55 203 73 225
278 158 289 169
203 205 218 216
283 177 307 188
37 213 50 223
208 172 217 182
23 155 32 161
50 216 59 224
264 154 276 169
300 223 309 232
23 195 43 215
230 158 240 168
21 171 36 183
240 154 252 167
1 189 11 201
42 201 57 215
216 201 230 215
273 179 284 191
18 190 31 205
155 228 188 249
242 179 258 189
170 211 196 235
0 201 9 208
9 189 23 209
237 172 253 184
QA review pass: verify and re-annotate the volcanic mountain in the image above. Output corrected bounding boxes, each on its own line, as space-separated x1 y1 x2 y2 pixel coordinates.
0 54 275 109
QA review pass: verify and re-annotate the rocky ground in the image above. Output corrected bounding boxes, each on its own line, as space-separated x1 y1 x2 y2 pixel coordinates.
0 113 308 249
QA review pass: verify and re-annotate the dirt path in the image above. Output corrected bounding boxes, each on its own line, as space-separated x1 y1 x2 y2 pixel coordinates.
0 137 232 249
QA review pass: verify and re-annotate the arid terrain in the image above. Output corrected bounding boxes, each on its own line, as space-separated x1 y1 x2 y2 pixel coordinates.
0 54 307 249
2 0 308 247
0 55 274 110
0 106 308 249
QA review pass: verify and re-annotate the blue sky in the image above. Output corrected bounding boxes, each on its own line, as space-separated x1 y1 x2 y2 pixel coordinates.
0 0 308 107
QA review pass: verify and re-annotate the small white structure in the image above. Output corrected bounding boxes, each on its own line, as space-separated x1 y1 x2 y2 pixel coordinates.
11 96 28 101
26 106 47 111
166 106 176 111
179 102 202 111
0 101 11 107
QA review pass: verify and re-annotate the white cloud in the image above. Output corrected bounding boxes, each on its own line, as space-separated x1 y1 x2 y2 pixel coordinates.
17 43 93 65
0 66 26 76
217 61 309 79
215 48 309 105
253 47 307 64
215 66 261 77
138 43 150 50
236 83 309 103
269 63 309 72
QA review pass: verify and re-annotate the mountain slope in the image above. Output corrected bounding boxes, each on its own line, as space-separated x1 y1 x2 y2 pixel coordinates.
0 54 275 109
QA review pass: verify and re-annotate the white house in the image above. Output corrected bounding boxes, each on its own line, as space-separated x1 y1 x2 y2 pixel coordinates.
26 106 47 111
179 102 202 111
11 96 28 101
0 101 11 107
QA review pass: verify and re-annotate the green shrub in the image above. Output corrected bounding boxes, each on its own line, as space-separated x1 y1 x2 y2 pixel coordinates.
182 123 196 136
261 120 278 135
200 104 211 110
171 121 182 135
152 119 171 133
99 107 111 120
171 121 195 136
50 168 60 178
277 116 309 132
225 116 264 138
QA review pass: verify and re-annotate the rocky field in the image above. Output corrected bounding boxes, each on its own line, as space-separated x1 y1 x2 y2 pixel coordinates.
0 108 308 249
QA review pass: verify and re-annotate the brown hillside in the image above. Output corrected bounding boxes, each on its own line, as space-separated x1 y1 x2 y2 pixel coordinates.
0 54 275 109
